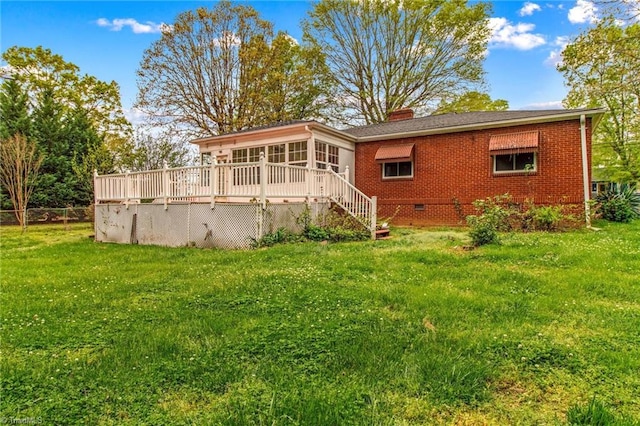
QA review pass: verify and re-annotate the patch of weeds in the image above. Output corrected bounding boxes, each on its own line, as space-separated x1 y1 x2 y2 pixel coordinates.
409 343 492 405
297 205 370 243
250 228 300 248
527 204 566 231
566 396 637 426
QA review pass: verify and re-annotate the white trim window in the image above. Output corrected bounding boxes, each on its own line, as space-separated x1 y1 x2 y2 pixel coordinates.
493 152 537 174
315 141 339 172
375 144 415 180
382 161 413 178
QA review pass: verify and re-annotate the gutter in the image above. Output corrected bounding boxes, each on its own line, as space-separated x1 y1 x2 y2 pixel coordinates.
580 114 592 228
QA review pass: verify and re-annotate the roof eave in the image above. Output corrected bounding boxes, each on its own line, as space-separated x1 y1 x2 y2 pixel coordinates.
353 108 607 143
190 120 357 146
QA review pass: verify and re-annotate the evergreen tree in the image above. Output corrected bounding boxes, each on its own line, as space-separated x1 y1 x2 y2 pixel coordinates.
0 79 31 139
30 88 72 207
0 79 33 209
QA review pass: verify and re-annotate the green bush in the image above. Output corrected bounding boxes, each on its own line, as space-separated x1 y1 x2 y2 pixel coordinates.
467 216 499 246
596 187 639 223
304 223 330 241
466 194 517 246
471 194 520 232
530 205 564 231
251 227 299 248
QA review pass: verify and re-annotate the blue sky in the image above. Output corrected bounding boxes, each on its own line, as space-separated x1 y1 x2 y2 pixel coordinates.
1 0 601 124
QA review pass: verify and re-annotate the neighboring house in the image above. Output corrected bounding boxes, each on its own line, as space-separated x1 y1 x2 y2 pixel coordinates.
93 107 604 247
191 107 605 225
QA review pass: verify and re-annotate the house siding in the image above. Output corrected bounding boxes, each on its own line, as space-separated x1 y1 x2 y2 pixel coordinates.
354 119 593 226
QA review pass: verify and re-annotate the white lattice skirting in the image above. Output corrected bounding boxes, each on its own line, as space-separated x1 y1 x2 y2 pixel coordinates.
94 202 328 249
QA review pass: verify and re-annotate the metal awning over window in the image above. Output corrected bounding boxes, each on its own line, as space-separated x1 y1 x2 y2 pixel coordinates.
375 144 415 163
489 131 539 155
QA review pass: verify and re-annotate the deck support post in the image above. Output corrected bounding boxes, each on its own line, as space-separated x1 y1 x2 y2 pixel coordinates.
370 196 378 240
259 152 266 209
306 166 312 205
210 156 217 209
124 169 131 209
162 161 169 210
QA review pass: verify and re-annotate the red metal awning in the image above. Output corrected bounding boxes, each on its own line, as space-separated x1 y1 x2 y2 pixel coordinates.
375 144 415 162
489 131 539 155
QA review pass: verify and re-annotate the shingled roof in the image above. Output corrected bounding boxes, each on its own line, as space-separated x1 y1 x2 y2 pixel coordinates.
342 109 605 141
191 108 606 145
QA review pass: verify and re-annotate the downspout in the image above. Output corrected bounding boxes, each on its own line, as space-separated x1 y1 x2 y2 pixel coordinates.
580 115 592 228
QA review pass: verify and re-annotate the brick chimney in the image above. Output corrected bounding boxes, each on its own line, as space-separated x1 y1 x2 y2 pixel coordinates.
387 108 414 122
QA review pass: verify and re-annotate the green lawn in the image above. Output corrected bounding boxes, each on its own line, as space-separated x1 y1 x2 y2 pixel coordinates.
1 222 639 425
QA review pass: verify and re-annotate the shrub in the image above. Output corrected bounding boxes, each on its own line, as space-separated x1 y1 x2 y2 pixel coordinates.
466 194 518 246
596 187 639 223
467 215 499 246
251 227 299 248
530 205 564 231
304 223 330 241
471 194 520 231
293 204 370 244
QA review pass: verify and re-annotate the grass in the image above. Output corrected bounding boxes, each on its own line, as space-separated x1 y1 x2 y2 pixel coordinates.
1 221 639 425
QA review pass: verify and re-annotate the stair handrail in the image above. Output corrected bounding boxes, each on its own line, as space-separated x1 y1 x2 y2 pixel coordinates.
326 168 377 239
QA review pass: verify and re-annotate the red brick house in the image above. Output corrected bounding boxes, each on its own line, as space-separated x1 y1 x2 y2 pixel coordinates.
94 108 605 247
185 107 604 226
343 108 604 225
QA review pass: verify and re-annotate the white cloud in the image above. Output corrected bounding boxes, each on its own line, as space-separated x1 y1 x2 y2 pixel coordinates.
124 107 149 126
568 0 598 24
519 2 542 16
519 101 564 110
488 17 546 50
544 36 570 67
96 18 170 34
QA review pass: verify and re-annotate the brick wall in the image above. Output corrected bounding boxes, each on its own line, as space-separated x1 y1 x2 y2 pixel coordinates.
354 119 593 226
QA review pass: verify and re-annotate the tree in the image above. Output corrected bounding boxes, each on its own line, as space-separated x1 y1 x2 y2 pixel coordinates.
1 46 132 168
434 91 509 114
0 79 31 140
27 89 109 207
130 125 194 171
135 1 331 138
303 0 491 125
593 0 640 22
0 79 32 209
0 133 43 229
559 19 640 183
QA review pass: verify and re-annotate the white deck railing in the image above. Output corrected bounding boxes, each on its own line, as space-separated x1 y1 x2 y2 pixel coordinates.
94 153 377 236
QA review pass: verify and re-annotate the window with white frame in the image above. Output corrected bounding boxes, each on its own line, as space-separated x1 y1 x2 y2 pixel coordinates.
288 141 307 182
489 131 539 175
375 144 415 179
268 144 285 163
383 161 413 178
288 141 307 166
201 152 212 165
493 152 536 173
315 141 339 172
